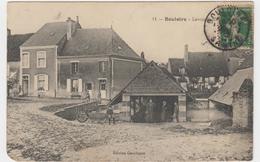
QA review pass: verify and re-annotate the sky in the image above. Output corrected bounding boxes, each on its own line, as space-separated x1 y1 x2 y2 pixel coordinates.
7 1 252 63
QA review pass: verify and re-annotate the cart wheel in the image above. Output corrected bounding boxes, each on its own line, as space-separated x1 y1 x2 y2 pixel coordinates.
77 112 89 123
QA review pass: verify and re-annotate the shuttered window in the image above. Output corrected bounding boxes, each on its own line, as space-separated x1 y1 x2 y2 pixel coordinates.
99 61 107 73
34 74 48 91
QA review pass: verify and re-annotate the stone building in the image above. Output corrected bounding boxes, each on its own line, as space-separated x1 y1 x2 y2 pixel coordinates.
19 17 144 102
209 67 253 127
110 61 187 122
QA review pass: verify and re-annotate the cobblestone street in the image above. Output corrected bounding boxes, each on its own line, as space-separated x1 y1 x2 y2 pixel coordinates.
7 99 253 161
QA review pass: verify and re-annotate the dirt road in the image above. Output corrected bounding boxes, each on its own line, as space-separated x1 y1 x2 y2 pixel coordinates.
7 99 253 161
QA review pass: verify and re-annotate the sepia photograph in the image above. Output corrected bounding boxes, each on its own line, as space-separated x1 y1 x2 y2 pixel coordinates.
6 1 253 161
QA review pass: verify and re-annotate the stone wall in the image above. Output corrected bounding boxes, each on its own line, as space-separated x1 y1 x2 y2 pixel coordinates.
208 101 232 121
232 91 253 128
187 98 209 122
178 95 187 122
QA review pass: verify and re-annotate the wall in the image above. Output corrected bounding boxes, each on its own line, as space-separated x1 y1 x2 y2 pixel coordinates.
187 98 209 122
21 47 57 97
208 101 232 121
111 57 143 98
232 90 253 128
57 57 111 99
178 95 187 122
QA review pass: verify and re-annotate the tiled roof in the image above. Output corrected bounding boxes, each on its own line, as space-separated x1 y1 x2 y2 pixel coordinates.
60 28 141 59
209 67 253 106
122 61 185 94
224 49 253 58
186 52 229 77
109 61 186 105
238 54 254 70
168 58 185 76
7 33 33 62
21 22 68 47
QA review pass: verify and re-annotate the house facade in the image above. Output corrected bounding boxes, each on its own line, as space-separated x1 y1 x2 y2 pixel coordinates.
19 17 144 101
209 67 253 127
7 29 33 97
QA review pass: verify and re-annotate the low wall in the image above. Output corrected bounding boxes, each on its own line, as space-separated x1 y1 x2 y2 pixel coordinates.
208 101 232 121
112 101 131 121
187 98 209 122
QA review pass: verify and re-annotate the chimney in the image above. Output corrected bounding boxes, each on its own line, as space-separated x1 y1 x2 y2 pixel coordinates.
76 16 79 23
66 17 73 40
184 44 189 65
141 51 145 60
7 28 11 36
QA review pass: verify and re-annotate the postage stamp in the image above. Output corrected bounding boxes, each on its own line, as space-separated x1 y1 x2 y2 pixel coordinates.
204 5 253 50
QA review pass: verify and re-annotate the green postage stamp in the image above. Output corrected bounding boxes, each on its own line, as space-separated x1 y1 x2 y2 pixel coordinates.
204 5 253 50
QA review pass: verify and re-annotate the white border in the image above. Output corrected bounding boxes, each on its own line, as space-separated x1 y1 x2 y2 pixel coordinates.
1 1 259 162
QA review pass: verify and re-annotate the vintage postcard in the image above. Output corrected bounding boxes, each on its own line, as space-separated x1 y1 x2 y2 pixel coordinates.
6 1 253 161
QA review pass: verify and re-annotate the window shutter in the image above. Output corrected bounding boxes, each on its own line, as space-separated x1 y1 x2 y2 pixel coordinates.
104 61 108 72
99 62 102 72
78 79 82 92
67 79 71 92
44 75 49 91
34 75 38 91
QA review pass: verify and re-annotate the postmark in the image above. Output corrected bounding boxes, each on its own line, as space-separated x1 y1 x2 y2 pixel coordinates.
204 5 252 50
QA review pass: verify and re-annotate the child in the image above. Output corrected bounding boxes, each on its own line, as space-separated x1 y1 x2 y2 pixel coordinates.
107 106 115 125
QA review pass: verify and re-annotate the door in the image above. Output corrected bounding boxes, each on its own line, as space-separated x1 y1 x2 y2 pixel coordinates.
99 79 107 99
22 75 29 96
85 83 93 99
71 79 79 96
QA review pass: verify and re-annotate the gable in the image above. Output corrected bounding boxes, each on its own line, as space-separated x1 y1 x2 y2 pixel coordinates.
209 67 253 106
124 62 185 94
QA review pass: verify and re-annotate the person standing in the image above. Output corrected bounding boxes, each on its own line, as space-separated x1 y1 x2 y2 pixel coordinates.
146 99 154 123
161 100 168 122
173 102 179 123
107 106 115 125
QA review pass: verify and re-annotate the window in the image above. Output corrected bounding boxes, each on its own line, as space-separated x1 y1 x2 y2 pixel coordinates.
100 80 106 90
86 83 92 90
22 52 29 68
99 61 106 73
37 75 45 91
71 62 79 74
37 51 46 68
72 79 79 92
35 74 48 91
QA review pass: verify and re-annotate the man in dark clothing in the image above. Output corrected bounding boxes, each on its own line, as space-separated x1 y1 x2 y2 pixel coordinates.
161 100 168 122
107 106 115 125
145 99 154 123
173 102 179 123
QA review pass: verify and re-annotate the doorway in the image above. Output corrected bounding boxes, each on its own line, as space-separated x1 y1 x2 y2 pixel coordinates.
22 75 29 96
85 83 93 99
99 79 107 99
130 96 178 123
